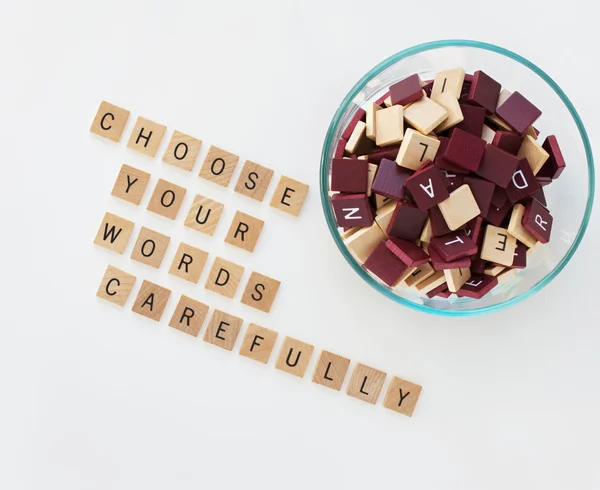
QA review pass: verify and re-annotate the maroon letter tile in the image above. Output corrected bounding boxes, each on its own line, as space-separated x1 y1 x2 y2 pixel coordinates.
492 131 522 155
364 241 408 286
370 158 413 200
331 158 369 193
386 238 430 266
467 70 502 113
444 128 487 172
389 74 423 106
405 165 450 211
387 201 428 241
429 230 477 261
331 194 374 227
522 199 553 243
456 274 498 299
496 92 542 134
476 144 520 188
537 135 566 180
429 247 471 270
506 158 541 203
456 104 486 136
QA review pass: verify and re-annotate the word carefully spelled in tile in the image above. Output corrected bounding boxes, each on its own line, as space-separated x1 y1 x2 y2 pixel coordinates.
92 101 421 422
328 67 564 300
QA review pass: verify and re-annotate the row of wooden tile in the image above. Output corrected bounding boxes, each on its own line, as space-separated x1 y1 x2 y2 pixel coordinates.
94 213 280 312
97 264 422 417
91 101 309 216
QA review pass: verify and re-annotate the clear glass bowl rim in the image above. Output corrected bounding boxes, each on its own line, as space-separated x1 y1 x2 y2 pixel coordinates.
319 39 595 317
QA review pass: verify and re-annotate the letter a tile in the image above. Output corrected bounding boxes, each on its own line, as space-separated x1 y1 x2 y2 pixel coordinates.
131 280 171 322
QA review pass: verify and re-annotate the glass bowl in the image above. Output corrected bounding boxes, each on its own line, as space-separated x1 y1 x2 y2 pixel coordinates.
320 40 594 316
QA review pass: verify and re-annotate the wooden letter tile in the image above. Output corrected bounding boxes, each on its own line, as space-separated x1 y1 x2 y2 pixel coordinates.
126 116 166 157
431 68 466 99
275 337 315 378
507 203 537 248
203 309 243 351
111 164 151 205
130 227 171 268
346 363 386 405
480 224 517 266
224 211 265 253
312 350 350 391
168 295 209 337
270 176 309 217
168 242 209 283
415 270 446 295
345 222 386 263
345 120 374 155
184 194 224 236
162 130 202 171
517 135 549 175
241 271 281 313
383 376 423 417
395 129 440 171
438 184 481 231
375 105 404 147
204 257 245 299
198 145 240 187
93 212 134 254
146 178 187 220
444 267 471 292
433 92 464 132
234 160 275 201
90 101 130 142
404 262 435 287
96 265 136 306
403 96 448 135
365 102 382 140
239 324 279 364
131 280 171 322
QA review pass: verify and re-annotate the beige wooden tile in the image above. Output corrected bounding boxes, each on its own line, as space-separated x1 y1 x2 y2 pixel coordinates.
270 176 309 217
168 295 209 337
431 68 466 99
162 130 202 171
383 376 423 417
481 224 517 266
497 267 519 284
345 120 368 154
444 267 471 293
481 125 495 144
365 102 382 140
204 257 245 299
130 226 171 269
224 211 265 253
404 262 435 288
345 222 386 263
403 97 448 135
203 309 243 351
517 135 549 175
346 363 387 405
383 95 392 107
198 145 240 187
523 126 539 140
484 264 506 277
375 193 393 209
507 203 538 248
184 194 224 236
312 350 350 391
96 265 136 306
375 105 404 147
240 271 281 313
433 92 464 132
415 270 446 295
126 116 166 157
234 160 274 201
111 164 151 206
374 201 395 233
420 217 433 243
486 113 514 132
395 129 441 170
367 163 378 196
438 184 481 231
275 337 315 378
131 280 171 322
341 227 360 239
239 324 279 364
90 101 130 142
146 178 187 220
93 212 134 254
168 242 209 283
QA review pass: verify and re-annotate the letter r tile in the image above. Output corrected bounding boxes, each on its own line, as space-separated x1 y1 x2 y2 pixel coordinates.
224 211 265 253
346 363 387 405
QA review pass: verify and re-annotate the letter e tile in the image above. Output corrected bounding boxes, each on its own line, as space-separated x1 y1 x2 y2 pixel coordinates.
203 309 243 351
269 176 309 217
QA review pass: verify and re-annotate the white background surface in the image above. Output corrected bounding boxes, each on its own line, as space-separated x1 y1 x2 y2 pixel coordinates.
1 1 599 488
